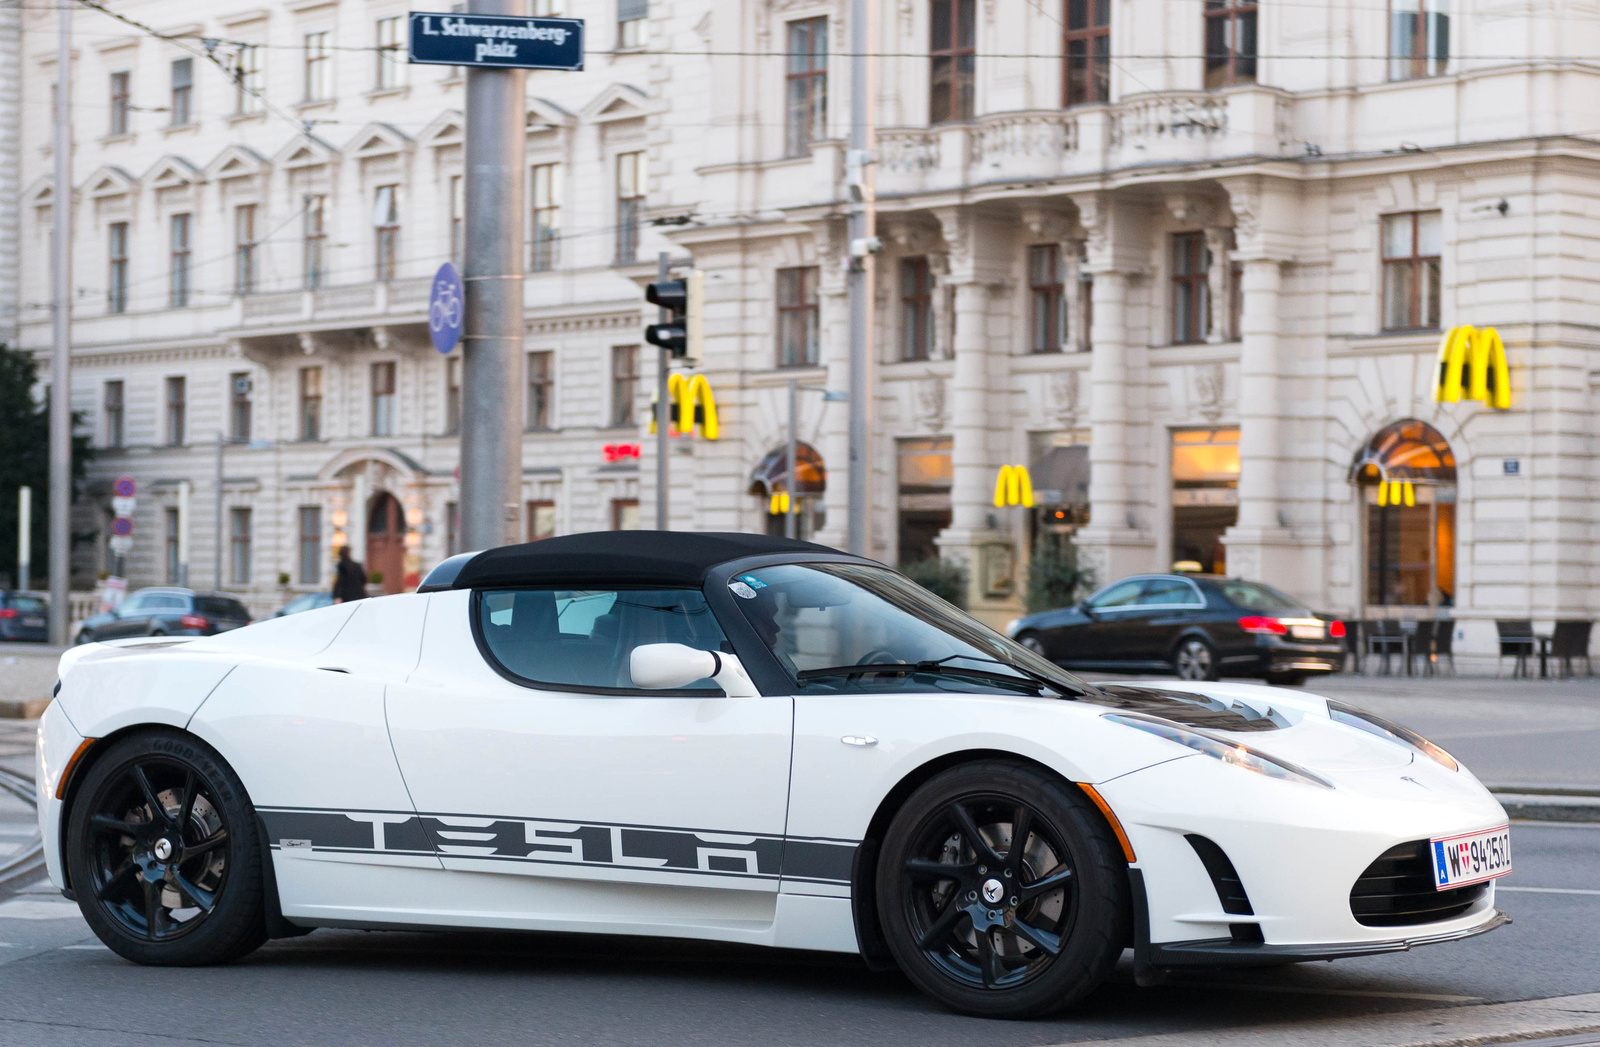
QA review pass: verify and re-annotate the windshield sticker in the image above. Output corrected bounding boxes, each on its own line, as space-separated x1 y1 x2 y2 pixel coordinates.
738 574 769 590
728 581 759 600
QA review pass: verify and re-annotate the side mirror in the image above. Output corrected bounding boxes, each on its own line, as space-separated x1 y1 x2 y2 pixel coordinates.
629 643 760 698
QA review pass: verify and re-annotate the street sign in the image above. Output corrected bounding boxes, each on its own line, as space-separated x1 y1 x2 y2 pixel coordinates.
428 262 464 354
113 476 136 498
111 517 133 537
408 13 584 71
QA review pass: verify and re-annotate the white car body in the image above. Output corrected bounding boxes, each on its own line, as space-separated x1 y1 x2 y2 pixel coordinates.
36 551 1509 984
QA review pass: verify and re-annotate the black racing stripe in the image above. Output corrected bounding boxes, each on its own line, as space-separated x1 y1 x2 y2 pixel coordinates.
782 839 857 884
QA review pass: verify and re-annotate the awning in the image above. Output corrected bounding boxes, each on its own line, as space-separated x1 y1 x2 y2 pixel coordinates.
1030 445 1089 507
748 443 826 497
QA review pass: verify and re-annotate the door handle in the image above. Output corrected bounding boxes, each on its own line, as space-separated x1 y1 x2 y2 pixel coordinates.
841 735 878 747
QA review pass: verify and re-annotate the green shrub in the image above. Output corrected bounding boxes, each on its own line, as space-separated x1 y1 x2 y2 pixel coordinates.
902 557 969 610
1026 531 1095 612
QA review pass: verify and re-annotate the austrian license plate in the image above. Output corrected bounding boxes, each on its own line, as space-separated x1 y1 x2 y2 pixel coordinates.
1431 825 1511 889
23 617 44 628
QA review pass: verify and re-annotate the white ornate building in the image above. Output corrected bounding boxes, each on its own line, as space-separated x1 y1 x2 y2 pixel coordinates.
16 0 1600 658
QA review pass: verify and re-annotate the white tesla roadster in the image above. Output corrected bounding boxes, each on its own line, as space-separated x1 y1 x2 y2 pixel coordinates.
35 532 1510 1018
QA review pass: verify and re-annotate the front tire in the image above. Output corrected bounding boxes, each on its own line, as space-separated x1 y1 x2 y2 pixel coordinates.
1016 632 1047 657
1173 638 1219 681
876 761 1129 1019
65 729 268 966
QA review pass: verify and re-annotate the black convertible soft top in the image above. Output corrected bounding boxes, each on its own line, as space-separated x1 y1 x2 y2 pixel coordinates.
418 530 849 591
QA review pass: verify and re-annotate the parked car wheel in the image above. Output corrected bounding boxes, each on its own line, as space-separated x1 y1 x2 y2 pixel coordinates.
1173 638 1219 681
65 729 269 966
875 761 1128 1019
1015 632 1047 657
74 628 94 645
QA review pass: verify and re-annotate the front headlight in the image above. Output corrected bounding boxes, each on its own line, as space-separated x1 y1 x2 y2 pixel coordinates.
1326 701 1459 771
1103 712 1334 789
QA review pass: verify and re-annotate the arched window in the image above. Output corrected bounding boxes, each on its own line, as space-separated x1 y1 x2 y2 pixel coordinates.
749 443 828 540
1349 420 1456 607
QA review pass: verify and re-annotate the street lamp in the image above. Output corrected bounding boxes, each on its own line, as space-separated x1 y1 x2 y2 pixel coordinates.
215 433 274 591
784 380 848 540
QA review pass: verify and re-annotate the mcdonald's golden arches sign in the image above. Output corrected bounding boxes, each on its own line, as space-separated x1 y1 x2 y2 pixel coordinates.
1434 326 1510 410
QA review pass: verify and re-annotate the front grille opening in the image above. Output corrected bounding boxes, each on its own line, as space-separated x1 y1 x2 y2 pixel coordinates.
1350 840 1489 927
1186 834 1255 916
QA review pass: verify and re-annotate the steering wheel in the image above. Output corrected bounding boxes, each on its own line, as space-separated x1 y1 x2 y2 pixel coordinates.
855 648 900 666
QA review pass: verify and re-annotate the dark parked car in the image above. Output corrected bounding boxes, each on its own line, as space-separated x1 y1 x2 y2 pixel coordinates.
74 588 251 644
274 591 334 617
1005 574 1345 685
0 591 49 642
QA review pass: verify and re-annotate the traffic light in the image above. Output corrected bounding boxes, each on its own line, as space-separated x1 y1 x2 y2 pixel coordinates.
645 269 703 363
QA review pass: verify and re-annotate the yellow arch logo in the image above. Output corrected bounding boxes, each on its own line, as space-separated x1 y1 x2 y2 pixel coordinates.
648 373 720 439
1434 325 1510 409
769 490 790 515
993 465 1034 508
1376 480 1415 507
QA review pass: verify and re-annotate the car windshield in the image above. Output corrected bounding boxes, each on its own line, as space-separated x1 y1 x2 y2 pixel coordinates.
726 562 1091 696
1216 579 1305 612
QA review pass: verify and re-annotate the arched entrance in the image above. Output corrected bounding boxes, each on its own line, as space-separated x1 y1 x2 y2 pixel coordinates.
365 492 406 596
1350 420 1457 608
748 443 827 540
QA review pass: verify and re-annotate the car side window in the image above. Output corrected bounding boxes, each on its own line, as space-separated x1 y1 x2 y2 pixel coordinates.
146 595 189 612
477 587 730 693
116 593 148 615
1088 580 1145 610
1137 579 1203 607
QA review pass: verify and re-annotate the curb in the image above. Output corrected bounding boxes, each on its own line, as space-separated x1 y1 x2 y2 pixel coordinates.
1491 786 1600 825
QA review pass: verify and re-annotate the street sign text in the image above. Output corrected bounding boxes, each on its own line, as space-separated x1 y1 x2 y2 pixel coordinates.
408 13 584 71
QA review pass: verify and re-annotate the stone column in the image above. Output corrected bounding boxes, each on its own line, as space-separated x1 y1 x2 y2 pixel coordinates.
1233 257 1284 533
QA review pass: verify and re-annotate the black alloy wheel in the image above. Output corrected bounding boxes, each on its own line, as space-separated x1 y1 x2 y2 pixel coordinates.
66 730 268 965
877 761 1128 1018
1173 638 1219 681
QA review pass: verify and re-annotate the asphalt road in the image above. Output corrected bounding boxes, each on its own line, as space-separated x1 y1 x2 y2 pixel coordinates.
1 717 1599 1047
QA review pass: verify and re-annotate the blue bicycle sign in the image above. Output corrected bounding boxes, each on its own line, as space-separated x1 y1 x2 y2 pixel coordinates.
429 262 464 354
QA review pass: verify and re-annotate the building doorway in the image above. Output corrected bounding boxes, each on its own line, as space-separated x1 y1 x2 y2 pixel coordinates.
749 442 827 540
1171 427 1240 574
897 437 952 566
1351 420 1456 608
366 492 406 595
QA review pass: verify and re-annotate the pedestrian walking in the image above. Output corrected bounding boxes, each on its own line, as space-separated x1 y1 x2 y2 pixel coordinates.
332 546 368 603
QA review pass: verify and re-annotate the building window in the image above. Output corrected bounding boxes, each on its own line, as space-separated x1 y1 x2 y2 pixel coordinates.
1171 427 1240 575
104 380 124 449
230 507 253 586
445 356 462 435
165 376 186 446
234 44 263 115
1064 0 1111 105
303 194 327 290
449 175 465 268
1228 259 1243 340
777 266 820 367
1390 0 1449 80
445 500 460 556
169 213 191 308
170 58 193 126
785 17 829 157
618 0 647 48
1028 245 1065 353
376 16 405 89
611 498 641 530
165 507 181 584
930 0 976 124
610 345 639 427
900 257 935 361
374 184 400 281
531 163 561 272
1170 232 1210 345
298 506 322 584
299 366 323 441
527 500 556 541
615 151 645 264
109 71 130 135
527 349 554 429
305 31 332 101
371 362 396 437
229 372 253 442
1381 211 1442 331
1203 0 1257 88
533 0 564 12
234 204 257 296
107 222 129 314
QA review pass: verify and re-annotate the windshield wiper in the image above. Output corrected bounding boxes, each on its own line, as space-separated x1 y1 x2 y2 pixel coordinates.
796 660 1052 695
921 653 1088 699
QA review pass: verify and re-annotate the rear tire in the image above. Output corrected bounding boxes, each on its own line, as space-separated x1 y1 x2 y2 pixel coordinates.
65 729 268 966
1173 638 1219 681
876 761 1129 1019
1016 632 1047 657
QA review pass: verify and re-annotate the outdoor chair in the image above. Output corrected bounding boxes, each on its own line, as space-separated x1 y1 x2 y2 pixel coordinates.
1429 618 1457 677
1341 620 1364 674
1365 619 1407 676
1550 620 1594 678
1496 619 1537 678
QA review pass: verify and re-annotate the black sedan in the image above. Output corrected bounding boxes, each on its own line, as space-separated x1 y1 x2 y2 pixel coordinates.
0 591 48 642
1005 574 1344 684
74 587 251 644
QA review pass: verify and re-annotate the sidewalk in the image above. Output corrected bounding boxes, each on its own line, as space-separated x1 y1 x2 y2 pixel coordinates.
0 645 61 719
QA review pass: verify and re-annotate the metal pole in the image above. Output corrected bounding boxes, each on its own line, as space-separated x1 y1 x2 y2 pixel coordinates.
846 0 874 556
176 480 190 587
17 486 31 591
214 433 224 590
655 251 670 530
47 3 71 645
786 379 798 540
459 0 527 551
